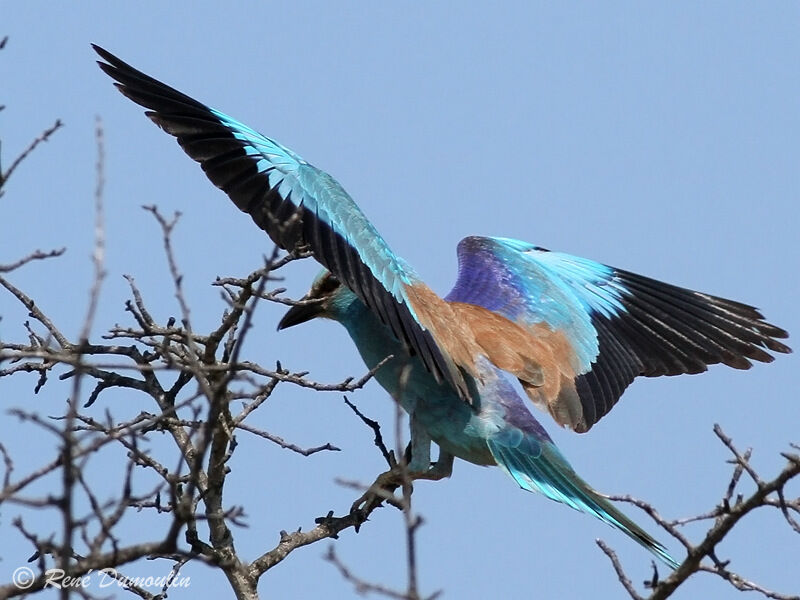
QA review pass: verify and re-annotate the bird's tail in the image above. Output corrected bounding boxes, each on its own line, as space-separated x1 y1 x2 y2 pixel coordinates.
488 436 680 569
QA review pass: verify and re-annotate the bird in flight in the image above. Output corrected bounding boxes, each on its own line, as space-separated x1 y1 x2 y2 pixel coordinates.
94 45 790 569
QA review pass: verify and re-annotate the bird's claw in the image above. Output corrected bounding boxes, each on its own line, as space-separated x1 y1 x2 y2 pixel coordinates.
350 467 412 515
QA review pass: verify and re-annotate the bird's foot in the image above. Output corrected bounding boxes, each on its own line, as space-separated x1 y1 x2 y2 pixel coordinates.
350 455 453 517
350 467 410 515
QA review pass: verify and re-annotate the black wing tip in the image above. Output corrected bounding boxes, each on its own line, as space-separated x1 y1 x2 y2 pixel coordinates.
94 45 149 93
96 60 119 82
728 321 792 359
91 43 110 60
618 271 792 368
704 291 793 348
769 339 792 354
92 44 132 74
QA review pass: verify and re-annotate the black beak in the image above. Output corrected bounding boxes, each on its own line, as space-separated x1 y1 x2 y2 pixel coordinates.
277 300 325 330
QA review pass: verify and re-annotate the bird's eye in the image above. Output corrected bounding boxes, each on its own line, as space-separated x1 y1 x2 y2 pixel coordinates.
316 273 341 296
327 274 341 289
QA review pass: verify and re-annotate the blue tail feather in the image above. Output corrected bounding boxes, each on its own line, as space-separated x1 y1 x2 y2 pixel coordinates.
488 436 680 570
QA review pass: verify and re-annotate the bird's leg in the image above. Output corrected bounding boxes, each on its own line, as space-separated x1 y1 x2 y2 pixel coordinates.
417 450 454 481
406 418 433 473
350 418 452 514
407 422 454 480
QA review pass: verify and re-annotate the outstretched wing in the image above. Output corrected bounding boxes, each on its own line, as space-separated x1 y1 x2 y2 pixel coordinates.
446 236 791 432
93 45 474 401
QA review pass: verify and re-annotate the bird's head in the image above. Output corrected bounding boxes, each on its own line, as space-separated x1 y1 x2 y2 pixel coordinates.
277 269 358 330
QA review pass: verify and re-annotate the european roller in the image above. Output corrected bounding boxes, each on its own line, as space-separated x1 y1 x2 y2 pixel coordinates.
95 46 790 568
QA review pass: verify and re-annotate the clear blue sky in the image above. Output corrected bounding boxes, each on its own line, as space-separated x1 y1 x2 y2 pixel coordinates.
2 4 798 598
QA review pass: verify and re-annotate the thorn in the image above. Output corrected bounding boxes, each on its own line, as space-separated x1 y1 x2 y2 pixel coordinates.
643 561 659 589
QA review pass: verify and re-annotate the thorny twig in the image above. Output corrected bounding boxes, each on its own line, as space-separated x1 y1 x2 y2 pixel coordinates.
598 424 800 600
326 367 441 600
0 119 63 198
324 546 442 600
0 63 423 599
1 198 419 598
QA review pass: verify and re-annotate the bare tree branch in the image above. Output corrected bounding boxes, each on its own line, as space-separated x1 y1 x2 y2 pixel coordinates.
324 545 442 600
0 248 66 274
599 426 800 600
1 186 428 598
0 119 63 198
